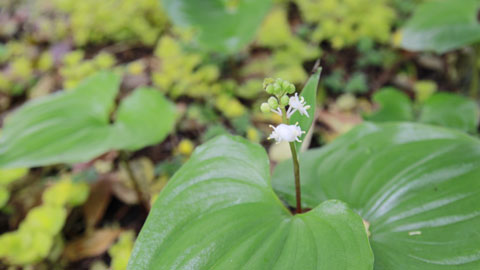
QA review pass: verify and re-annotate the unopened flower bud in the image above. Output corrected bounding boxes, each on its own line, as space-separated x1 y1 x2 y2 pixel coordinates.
280 95 289 106
266 84 274 94
263 78 275 89
273 83 283 96
268 96 279 109
260 102 270 113
287 83 295 94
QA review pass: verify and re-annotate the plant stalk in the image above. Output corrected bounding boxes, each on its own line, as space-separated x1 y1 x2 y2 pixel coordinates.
281 108 302 214
288 142 302 214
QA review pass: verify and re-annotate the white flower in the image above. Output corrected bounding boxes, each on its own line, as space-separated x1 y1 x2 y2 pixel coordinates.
268 123 305 143
287 93 311 118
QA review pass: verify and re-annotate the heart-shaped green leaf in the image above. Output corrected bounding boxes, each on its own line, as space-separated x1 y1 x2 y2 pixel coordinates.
0 72 176 168
128 135 373 270
290 67 322 151
162 0 272 54
419 93 479 133
273 122 480 269
400 0 480 53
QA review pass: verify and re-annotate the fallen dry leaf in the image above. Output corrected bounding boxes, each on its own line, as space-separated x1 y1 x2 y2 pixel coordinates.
318 109 363 142
82 178 112 230
64 228 122 261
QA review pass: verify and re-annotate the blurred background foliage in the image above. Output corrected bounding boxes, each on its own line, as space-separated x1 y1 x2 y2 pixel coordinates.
0 0 479 269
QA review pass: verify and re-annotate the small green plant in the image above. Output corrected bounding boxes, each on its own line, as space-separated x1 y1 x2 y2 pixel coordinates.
50 0 167 45
259 76 314 212
295 0 395 48
0 168 28 208
60 50 116 89
0 42 53 95
152 35 221 99
252 7 321 84
0 71 176 168
151 35 250 119
0 177 89 265
128 68 480 269
109 231 136 270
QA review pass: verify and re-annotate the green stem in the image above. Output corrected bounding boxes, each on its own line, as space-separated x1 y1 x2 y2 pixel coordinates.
281 107 302 214
288 142 302 214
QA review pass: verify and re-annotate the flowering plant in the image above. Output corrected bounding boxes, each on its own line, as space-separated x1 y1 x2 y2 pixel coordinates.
128 68 480 270
258 75 318 213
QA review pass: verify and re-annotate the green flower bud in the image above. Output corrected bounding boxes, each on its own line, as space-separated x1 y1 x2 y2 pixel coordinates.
260 102 270 113
263 78 275 89
268 96 279 109
282 80 290 90
273 83 282 96
266 84 274 94
287 83 296 94
280 95 290 106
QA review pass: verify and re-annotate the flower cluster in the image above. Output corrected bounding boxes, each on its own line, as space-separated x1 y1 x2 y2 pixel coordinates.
260 78 311 144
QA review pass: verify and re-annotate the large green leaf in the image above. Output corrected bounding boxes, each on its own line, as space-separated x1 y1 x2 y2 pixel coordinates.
0 72 176 168
366 87 414 122
162 0 272 54
0 72 118 168
273 122 480 269
128 135 373 270
419 93 479 133
401 0 480 53
290 67 322 151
